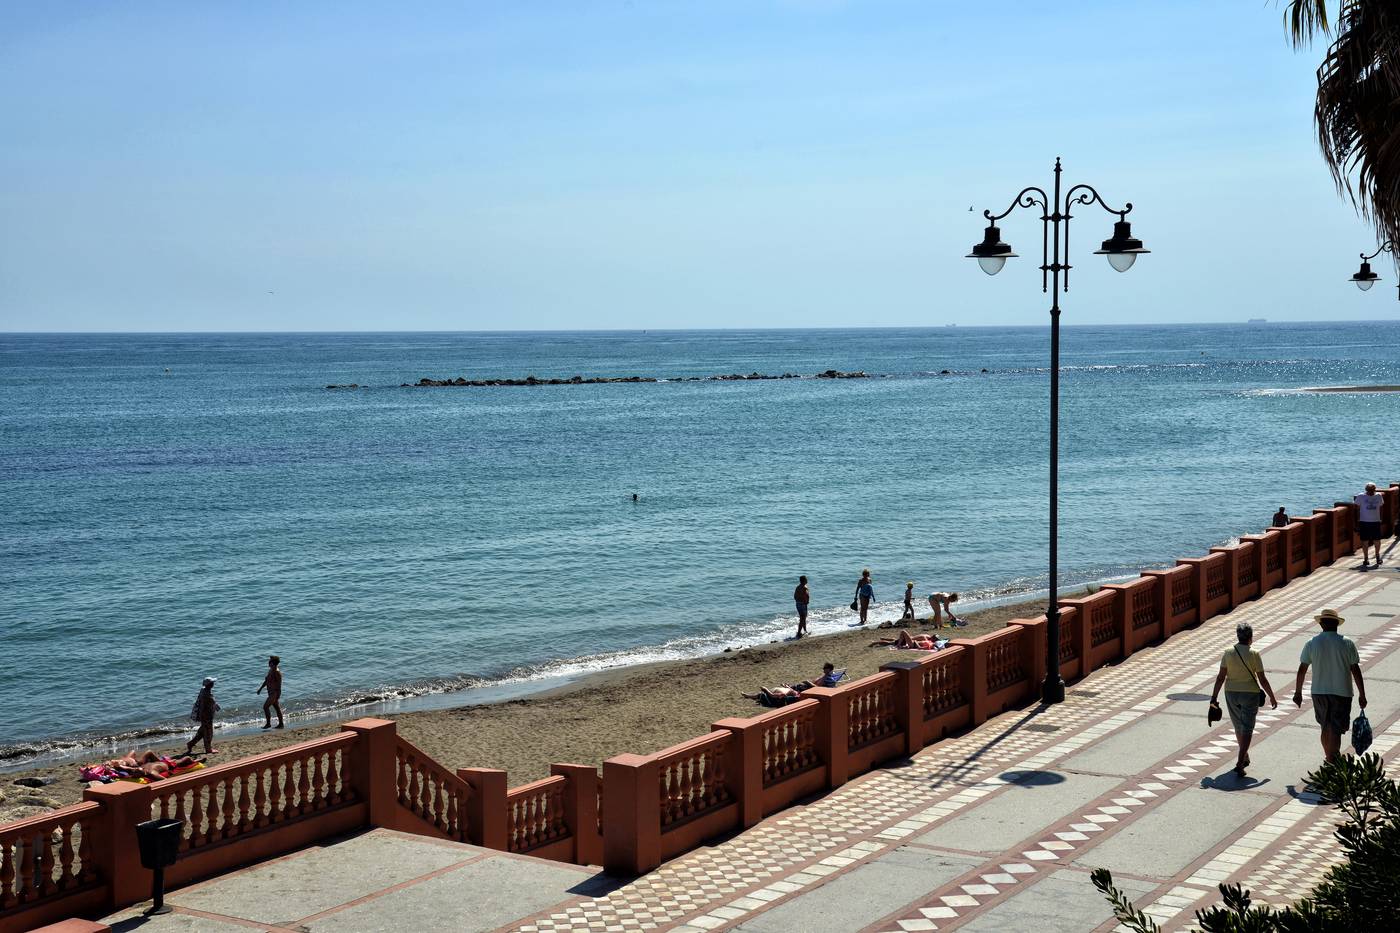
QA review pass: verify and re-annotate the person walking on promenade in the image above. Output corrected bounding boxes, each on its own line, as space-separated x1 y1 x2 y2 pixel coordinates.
854 569 874 625
1293 608 1367 764
1355 482 1385 567
928 591 962 627
1272 506 1289 528
901 582 916 621
1209 623 1277 777
794 576 811 638
257 655 284 729
185 677 220 756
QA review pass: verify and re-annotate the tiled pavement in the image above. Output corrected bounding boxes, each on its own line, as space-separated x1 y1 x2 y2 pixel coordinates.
106 555 1400 933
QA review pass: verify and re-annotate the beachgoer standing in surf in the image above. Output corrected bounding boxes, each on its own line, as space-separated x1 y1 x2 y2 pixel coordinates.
258 655 284 729
854 569 874 625
185 677 220 756
794 575 811 638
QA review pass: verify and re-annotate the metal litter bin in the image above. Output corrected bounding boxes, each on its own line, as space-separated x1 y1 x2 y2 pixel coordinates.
135 817 184 915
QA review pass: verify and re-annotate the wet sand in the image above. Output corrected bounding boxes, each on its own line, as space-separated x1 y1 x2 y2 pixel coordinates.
7 597 1070 808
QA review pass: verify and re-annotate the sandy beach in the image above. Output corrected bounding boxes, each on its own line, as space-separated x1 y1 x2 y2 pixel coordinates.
4 596 1071 811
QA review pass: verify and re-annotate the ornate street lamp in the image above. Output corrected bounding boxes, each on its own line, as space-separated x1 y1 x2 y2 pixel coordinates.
1349 241 1397 299
967 157 1147 705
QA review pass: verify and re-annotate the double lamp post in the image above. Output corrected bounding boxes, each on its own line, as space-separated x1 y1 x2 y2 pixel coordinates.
966 158 1148 704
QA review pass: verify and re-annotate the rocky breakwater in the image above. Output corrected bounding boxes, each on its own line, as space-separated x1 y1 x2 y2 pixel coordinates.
406 375 658 387
395 369 868 388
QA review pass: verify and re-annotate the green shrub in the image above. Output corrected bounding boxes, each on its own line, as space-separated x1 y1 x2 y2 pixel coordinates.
1094 753 1400 932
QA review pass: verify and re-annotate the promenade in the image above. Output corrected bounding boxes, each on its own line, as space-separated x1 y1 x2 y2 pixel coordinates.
86 551 1399 933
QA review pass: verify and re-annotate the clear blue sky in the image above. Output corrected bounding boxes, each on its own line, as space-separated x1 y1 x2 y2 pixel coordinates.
0 1 1386 331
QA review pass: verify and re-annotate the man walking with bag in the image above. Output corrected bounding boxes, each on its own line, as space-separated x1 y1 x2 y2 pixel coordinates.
1293 608 1367 764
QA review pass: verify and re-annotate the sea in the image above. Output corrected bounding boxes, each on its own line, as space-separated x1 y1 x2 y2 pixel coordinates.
2 323 1398 766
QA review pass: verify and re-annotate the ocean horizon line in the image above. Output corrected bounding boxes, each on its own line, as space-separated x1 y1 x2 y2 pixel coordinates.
4 319 1397 337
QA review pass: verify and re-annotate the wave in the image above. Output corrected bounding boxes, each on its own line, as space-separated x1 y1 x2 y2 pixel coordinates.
0 561 1165 773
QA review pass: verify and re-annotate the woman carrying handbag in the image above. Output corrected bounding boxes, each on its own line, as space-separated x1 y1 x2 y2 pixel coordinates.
1209 622 1278 777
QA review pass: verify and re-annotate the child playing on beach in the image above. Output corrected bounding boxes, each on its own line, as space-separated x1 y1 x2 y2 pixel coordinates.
185 676 220 755
258 655 284 729
901 582 916 621
928 592 963 628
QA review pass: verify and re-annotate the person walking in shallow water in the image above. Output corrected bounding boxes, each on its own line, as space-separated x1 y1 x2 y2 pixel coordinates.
854 569 874 625
1294 608 1367 764
1209 623 1276 777
185 677 220 756
793 576 811 638
258 655 284 729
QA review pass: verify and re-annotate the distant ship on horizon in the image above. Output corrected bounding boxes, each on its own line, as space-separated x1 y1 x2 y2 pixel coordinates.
1248 318 1267 323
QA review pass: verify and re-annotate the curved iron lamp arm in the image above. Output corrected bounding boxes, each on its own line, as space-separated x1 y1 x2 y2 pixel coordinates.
982 188 1051 292
1361 240 1394 262
1062 185 1135 292
983 186 1049 223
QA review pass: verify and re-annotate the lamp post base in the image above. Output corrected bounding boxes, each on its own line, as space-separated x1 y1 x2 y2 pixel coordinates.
1041 674 1065 705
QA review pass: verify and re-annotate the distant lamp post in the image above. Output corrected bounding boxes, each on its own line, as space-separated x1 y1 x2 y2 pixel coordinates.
1349 240 1395 298
967 157 1147 706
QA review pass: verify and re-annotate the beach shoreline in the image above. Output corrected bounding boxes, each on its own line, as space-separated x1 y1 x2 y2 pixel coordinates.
2 593 1073 810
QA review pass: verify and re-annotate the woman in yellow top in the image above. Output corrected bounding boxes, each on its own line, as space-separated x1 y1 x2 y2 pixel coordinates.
1209 623 1278 777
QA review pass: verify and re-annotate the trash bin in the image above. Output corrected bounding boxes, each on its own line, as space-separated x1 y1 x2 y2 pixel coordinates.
135 817 184 914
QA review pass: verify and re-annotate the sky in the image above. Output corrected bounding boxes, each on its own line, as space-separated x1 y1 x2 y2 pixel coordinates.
0 0 1390 331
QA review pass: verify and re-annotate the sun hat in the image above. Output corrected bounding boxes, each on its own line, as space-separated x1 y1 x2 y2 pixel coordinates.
1314 608 1345 625
906 581 914 587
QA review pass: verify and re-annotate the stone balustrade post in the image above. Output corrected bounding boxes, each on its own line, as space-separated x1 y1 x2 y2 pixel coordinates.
341 718 398 830
1174 558 1207 619
457 767 508 851
709 719 763 828
1208 545 1241 609
879 660 925 757
802 686 848 788
1239 534 1271 594
602 753 660 876
550 763 602 866
1006 616 1049 690
1334 502 1359 555
948 636 988 725
82 781 155 910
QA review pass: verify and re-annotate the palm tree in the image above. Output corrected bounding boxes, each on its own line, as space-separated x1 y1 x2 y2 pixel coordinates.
1286 1 1400 245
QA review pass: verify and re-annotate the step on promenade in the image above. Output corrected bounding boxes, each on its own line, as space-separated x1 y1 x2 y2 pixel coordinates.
63 549 1400 933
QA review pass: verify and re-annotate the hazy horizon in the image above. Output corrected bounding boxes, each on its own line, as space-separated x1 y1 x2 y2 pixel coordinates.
2 2 1394 332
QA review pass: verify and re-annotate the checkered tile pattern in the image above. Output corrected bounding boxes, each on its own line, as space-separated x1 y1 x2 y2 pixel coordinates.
507 568 1391 932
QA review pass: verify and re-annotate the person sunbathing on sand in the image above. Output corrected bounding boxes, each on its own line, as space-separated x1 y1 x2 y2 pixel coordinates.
873 630 944 650
741 664 843 706
137 750 198 779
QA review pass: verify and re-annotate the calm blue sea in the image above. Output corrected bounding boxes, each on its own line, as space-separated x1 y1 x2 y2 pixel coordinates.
2 324 1398 761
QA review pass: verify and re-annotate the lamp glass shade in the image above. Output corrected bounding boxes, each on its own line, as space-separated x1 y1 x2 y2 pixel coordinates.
1356 278 1375 291
1106 252 1137 273
977 255 1006 276
1093 219 1148 272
